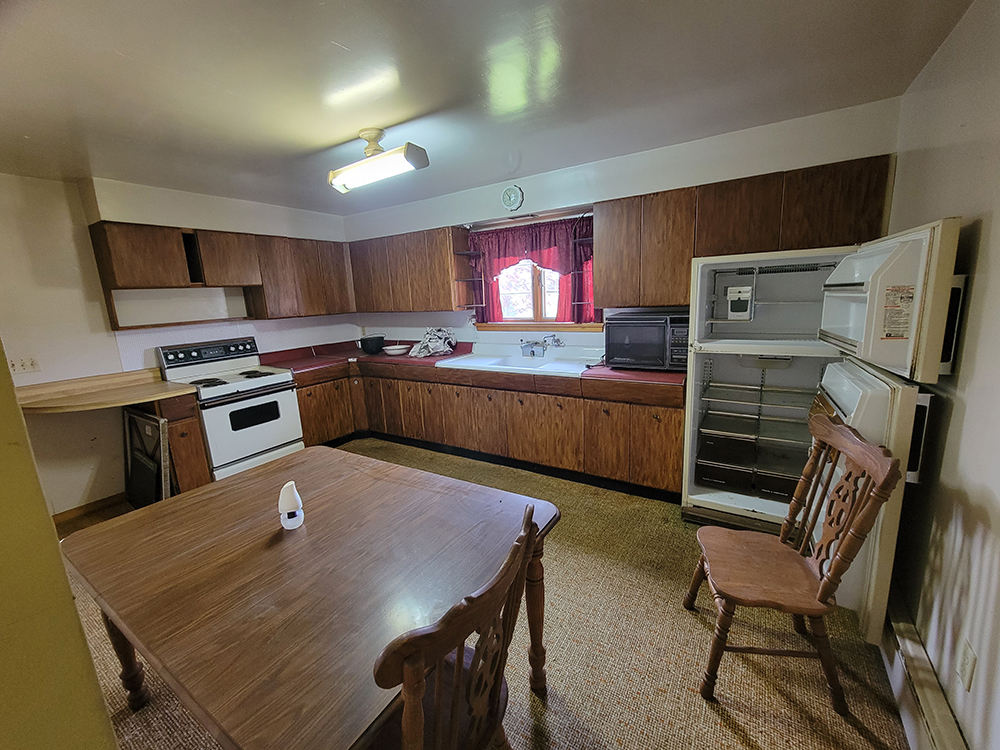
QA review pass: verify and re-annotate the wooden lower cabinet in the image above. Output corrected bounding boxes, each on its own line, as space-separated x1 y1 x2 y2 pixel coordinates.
470 389 508 457
398 380 425 440
166 417 212 493
584 400 631 482
298 378 353 447
629 405 684 493
330 376 684 492
380 379 404 435
364 377 386 433
508 393 584 473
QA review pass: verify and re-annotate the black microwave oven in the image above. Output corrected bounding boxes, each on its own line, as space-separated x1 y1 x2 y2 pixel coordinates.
605 310 690 371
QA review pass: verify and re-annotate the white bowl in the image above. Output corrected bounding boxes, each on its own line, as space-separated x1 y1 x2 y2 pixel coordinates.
383 345 409 356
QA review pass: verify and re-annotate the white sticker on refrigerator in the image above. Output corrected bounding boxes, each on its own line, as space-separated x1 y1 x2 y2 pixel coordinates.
882 285 915 340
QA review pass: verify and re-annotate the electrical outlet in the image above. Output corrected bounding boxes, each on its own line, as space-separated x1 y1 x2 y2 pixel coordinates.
957 638 977 691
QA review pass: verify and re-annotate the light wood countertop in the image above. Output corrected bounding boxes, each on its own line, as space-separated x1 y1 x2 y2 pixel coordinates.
16 368 195 413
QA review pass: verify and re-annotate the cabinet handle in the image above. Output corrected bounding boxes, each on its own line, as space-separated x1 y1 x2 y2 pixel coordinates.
179 431 189 438
557 402 563 410
518 398 524 405
603 408 610 415
654 414 661 421
487 395 492 401
307 392 312 397
353 379 359 384
334 384 339 390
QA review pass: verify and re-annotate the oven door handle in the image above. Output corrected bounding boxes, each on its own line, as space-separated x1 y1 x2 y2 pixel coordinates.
198 383 297 410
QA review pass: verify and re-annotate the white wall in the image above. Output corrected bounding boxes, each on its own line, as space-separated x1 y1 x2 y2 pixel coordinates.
888 0 1000 748
0 172 358 514
344 98 902 240
83 177 347 241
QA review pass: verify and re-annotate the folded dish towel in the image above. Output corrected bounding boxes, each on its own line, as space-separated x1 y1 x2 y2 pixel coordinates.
409 327 457 357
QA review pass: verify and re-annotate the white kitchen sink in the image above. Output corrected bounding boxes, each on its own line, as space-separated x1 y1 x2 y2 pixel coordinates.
437 353 594 378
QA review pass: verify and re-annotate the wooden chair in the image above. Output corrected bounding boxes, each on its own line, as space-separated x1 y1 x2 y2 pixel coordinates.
360 505 536 750
682 413 901 715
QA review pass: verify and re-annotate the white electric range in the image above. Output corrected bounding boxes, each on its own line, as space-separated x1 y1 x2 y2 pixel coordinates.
158 337 304 480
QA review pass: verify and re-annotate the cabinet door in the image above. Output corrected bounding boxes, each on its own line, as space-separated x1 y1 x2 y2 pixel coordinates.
421 227 464 311
195 230 262 286
380 379 405 436
90 222 192 288
470 389 508 456
399 380 425 440
695 173 784 257
363 377 386 433
167 418 212 493
779 155 892 250
350 238 392 312
349 376 369 431
385 233 414 312
584 400 630 482
508 393 584 472
318 240 355 314
440 385 475 449
419 383 448 444
593 197 641 308
298 378 354 446
629 405 684 492
640 187 696 306
255 235 302 318
290 238 328 317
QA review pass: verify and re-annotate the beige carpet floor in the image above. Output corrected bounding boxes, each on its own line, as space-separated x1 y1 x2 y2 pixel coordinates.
71 438 908 750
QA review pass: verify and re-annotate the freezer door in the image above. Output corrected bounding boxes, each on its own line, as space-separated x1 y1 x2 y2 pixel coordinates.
819 218 961 384
820 358 918 644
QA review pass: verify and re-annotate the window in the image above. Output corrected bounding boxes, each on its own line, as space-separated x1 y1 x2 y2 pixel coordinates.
497 259 561 321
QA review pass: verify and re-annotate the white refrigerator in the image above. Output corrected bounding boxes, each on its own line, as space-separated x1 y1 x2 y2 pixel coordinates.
681 218 964 643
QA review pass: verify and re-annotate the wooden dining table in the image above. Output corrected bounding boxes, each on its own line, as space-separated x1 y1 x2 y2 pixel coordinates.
61 446 560 750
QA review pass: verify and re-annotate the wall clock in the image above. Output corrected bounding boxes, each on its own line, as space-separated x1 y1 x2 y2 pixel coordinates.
501 185 524 212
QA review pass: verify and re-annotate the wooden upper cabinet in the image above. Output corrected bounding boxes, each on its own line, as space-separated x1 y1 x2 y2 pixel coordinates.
252 235 302 318
780 154 892 250
421 227 466 312
385 233 414 312
350 227 469 313
695 173 784 258
640 188 696 306
593 197 641 308
89 221 192 288
318 241 355 315
350 237 392 313
195 230 262 286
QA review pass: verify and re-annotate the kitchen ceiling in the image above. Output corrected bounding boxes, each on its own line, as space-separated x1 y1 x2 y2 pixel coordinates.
0 0 972 216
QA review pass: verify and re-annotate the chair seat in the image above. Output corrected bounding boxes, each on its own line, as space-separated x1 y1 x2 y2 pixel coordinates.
696 526 831 617
357 645 508 750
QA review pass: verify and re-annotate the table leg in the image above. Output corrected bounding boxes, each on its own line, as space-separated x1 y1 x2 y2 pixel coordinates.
101 612 151 710
525 537 548 694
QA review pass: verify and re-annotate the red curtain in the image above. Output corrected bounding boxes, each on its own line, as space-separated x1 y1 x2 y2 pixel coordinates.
469 216 596 323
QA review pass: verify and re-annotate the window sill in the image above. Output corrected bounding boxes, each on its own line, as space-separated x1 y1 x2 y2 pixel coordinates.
474 322 604 332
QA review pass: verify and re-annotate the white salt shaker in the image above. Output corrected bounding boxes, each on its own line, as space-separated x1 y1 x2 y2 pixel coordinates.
278 480 304 530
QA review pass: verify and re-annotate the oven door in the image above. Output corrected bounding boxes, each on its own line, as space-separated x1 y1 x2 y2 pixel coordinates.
199 385 303 470
606 322 668 369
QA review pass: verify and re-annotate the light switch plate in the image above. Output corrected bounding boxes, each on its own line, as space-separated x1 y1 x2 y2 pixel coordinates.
957 638 977 691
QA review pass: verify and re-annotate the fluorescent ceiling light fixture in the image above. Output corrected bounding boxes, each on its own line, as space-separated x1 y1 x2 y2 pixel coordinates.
328 128 429 193
323 66 399 108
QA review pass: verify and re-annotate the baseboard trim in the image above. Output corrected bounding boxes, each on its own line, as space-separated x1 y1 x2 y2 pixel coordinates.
51 492 127 525
882 591 969 750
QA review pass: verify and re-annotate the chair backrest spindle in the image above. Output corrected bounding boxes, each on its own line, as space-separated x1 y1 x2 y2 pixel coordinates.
778 414 900 606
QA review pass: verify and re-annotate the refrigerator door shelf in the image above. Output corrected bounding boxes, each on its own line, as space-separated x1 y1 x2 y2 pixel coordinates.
819 218 961 385
691 339 842 357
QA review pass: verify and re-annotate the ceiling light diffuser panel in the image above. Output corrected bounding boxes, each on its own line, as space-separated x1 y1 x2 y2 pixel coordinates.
328 142 429 193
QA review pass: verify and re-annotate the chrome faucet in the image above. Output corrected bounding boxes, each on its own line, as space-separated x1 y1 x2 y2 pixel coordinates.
542 334 565 349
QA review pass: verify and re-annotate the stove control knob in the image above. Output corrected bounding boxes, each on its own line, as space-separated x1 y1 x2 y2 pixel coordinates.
166 353 175 361
177 352 185 359
229 345 236 352
237 344 245 351
191 351 199 357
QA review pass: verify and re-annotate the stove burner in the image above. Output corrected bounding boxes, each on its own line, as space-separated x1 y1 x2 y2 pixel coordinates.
240 370 271 378
190 378 227 387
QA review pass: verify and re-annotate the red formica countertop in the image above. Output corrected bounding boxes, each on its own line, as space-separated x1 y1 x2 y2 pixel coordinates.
262 341 684 387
